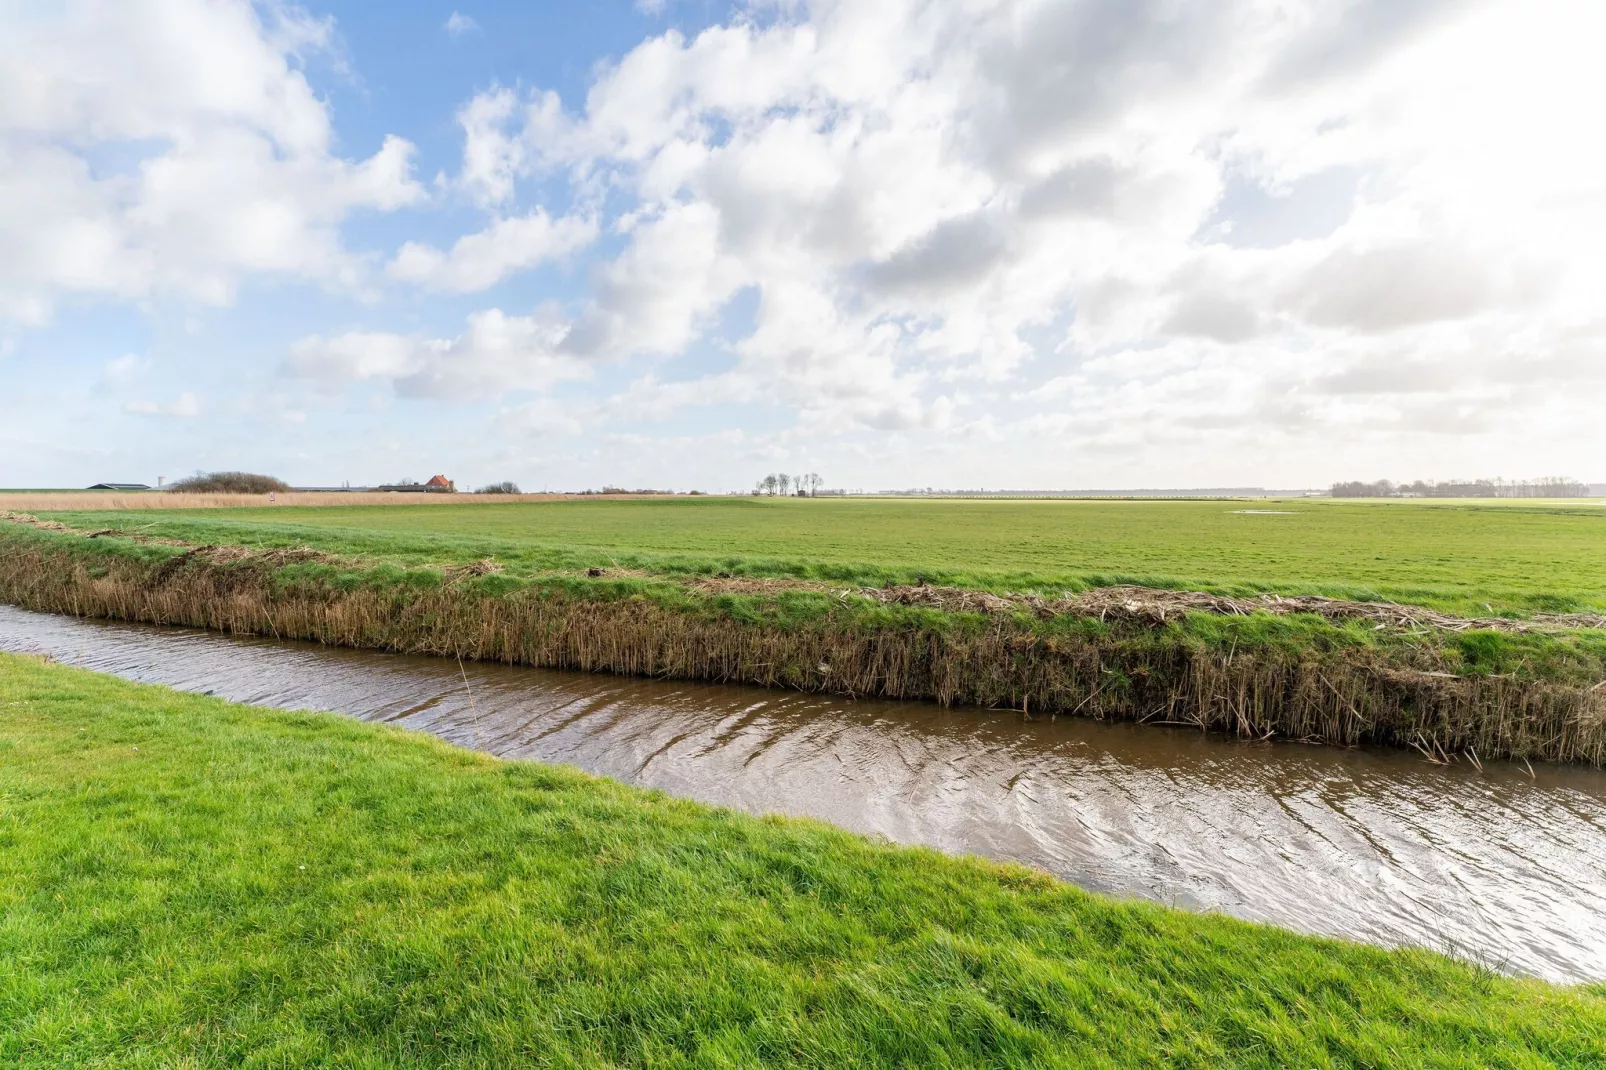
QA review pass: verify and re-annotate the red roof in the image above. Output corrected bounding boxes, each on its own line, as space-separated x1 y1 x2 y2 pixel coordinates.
425 474 451 488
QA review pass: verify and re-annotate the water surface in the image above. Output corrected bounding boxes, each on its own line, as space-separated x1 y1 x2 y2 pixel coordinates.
2 604 1602 983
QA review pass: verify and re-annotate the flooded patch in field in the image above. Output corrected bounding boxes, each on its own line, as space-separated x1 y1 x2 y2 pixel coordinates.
3 603 1603 983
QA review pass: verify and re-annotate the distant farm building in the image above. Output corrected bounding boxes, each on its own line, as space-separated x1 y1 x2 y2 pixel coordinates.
86 482 151 491
376 475 457 493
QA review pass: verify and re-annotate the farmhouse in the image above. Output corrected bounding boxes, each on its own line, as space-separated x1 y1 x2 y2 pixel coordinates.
375 474 457 493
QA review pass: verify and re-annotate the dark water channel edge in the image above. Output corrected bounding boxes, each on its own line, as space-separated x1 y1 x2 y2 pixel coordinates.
2 603 1603 984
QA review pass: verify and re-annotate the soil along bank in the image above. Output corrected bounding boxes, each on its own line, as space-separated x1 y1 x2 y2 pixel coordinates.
3 519 1605 765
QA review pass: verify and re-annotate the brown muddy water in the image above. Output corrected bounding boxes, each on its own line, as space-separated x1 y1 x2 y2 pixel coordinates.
2 604 1603 984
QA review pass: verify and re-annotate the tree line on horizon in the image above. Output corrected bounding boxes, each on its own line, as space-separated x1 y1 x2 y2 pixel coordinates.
1330 477 1589 498
755 473 824 496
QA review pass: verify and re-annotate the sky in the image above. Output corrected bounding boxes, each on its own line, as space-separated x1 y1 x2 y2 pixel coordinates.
2 0 1604 492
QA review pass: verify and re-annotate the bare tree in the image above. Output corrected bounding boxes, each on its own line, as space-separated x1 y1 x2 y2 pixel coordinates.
777 473 791 496
803 472 823 496
761 474 779 496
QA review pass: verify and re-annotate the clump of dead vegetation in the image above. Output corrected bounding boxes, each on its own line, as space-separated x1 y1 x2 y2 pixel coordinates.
147 544 333 584
0 511 71 532
668 571 1606 634
861 581 1606 633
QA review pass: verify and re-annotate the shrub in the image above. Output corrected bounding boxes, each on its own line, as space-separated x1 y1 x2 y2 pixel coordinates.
476 482 521 495
168 472 290 494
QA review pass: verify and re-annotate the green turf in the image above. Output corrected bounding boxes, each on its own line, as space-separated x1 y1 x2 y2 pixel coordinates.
2 653 1601 1068
40 496 1606 616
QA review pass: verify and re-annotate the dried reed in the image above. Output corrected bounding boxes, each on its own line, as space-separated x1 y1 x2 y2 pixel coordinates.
2 537 1603 765
0 492 639 511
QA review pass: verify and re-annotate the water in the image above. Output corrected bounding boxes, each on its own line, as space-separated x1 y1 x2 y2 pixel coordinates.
2 603 1603 983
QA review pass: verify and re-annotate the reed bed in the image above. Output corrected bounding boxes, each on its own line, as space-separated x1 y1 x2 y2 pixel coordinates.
0 491 621 511
3 531 1603 766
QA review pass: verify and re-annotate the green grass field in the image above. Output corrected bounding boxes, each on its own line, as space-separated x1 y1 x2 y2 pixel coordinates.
3 652 1602 1068
41 496 1606 616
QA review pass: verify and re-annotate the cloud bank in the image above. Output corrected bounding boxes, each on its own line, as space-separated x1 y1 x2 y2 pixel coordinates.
5 0 1604 487
297 0 1606 470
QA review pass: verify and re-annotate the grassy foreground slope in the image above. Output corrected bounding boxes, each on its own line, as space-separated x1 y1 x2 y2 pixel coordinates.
1 654 1602 1068
40 496 1606 616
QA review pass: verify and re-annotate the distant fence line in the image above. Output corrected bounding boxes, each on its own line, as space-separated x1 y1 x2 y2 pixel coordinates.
1331 479 1590 499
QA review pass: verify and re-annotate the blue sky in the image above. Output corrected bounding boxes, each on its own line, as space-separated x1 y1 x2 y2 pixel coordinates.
3 0 1603 491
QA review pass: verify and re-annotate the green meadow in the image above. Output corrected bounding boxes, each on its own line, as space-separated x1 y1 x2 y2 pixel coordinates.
3 652 1602 1068
40 496 1606 616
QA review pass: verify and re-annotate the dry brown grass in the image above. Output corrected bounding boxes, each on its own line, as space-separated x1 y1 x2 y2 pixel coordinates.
859 581 1606 633
3 536 1604 765
0 491 646 511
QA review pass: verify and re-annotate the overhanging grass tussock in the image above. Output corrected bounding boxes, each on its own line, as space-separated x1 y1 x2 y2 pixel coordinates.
2 653 1603 1066
4 524 1605 765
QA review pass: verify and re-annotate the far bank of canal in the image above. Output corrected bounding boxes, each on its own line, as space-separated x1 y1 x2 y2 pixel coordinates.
2 602 1603 984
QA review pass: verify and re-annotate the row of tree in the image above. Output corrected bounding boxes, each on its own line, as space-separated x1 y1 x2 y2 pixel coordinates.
755 472 824 496
1331 477 1589 498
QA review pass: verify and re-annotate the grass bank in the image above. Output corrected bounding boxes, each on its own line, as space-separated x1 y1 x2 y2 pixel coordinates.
2 652 1602 1067
3 519 1606 765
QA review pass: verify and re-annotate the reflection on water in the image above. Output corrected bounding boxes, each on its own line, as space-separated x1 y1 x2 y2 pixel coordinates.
2 603 1604 983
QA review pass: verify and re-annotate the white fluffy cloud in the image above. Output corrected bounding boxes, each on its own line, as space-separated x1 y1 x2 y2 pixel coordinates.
286 308 589 400
404 0 1606 470
125 392 201 418
386 211 597 292
0 0 423 323
17 0 1599 486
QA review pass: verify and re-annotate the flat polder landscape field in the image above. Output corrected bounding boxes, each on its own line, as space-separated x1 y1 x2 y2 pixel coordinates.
8 493 1606 764
31 494 1606 617
6 497 1606 1062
